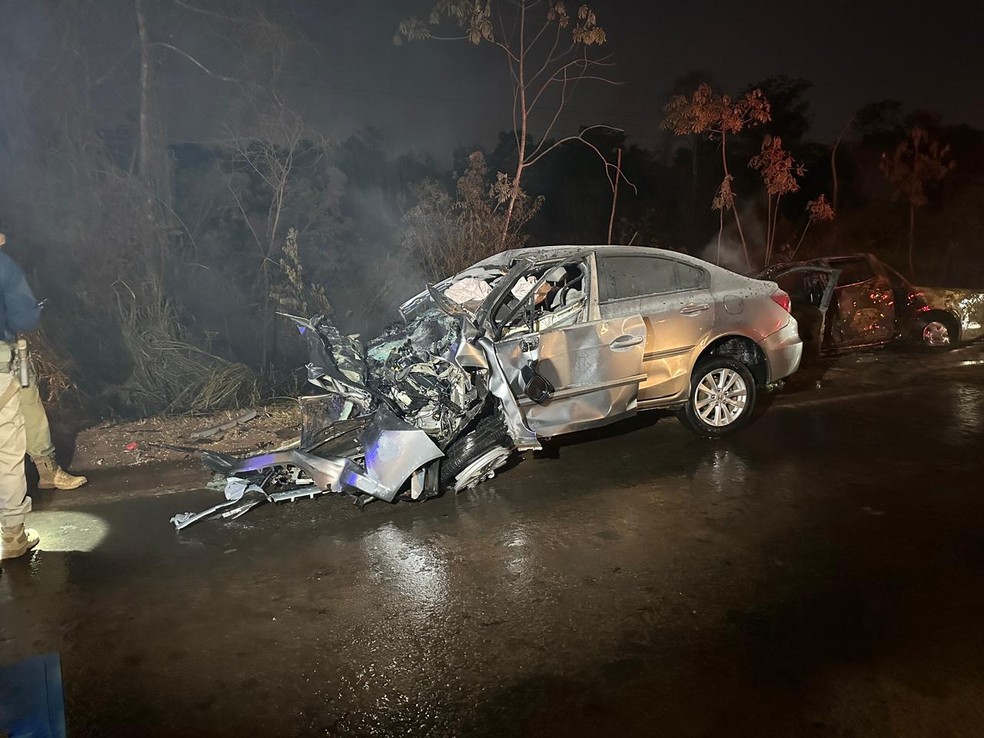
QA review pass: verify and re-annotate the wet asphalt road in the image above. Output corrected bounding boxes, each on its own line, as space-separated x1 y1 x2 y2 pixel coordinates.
3 348 984 737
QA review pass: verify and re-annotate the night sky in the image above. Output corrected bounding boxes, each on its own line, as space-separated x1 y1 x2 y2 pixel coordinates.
260 0 984 157
4 0 983 159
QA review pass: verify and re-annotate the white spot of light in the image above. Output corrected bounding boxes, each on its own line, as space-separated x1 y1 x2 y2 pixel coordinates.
28 510 109 552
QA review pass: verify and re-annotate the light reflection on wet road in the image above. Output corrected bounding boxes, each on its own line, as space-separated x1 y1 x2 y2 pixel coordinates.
2 359 984 736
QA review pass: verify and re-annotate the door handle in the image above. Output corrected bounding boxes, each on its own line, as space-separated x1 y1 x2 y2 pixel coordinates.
610 334 644 350
680 303 710 315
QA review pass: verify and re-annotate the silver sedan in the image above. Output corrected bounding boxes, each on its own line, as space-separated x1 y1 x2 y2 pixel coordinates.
437 244 803 439
189 245 803 522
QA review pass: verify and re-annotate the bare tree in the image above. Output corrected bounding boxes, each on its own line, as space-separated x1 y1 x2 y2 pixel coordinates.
749 135 803 266
880 127 955 276
403 151 543 281
787 195 835 262
398 1 621 246
225 100 339 372
663 83 770 269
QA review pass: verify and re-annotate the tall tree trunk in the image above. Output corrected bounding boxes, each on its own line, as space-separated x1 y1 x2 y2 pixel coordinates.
768 194 782 265
716 208 724 266
500 2 527 249
830 115 854 213
134 0 170 281
791 219 812 261
691 134 699 228
765 196 773 265
135 0 151 181
908 202 916 277
720 131 751 270
607 147 622 243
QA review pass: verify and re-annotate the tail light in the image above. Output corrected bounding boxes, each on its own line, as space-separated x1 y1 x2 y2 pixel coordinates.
770 289 791 312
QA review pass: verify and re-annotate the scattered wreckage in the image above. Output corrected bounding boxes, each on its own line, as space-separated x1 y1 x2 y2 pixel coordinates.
173 245 803 528
759 253 984 354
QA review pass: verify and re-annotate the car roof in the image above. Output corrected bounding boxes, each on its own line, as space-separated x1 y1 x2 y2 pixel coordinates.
766 253 870 270
483 244 719 269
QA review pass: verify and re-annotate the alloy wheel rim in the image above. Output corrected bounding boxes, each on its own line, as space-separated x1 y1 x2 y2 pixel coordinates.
922 321 950 347
694 368 747 427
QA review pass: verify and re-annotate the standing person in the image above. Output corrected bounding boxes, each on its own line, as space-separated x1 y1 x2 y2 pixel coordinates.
0 233 86 490
0 240 41 560
20 365 88 490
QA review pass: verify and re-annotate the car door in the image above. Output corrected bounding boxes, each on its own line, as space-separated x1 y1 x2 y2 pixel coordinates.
826 257 897 348
595 254 715 402
487 256 647 437
762 265 839 353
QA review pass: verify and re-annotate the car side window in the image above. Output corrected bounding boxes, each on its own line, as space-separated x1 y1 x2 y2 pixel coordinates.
882 264 909 291
597 256 679 302
831 259 874 287
775 270 830 307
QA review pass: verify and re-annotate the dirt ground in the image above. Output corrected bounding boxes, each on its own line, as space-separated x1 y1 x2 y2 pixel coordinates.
56 402 302 472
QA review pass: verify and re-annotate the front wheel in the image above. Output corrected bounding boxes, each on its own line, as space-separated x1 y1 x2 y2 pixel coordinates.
439 415 513 493
678 357 757 438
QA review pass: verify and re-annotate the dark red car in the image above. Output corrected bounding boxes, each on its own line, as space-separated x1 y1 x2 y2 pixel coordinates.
759 253 984 355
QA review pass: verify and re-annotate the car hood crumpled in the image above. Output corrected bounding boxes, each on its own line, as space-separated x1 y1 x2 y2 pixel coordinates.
171 277 513 529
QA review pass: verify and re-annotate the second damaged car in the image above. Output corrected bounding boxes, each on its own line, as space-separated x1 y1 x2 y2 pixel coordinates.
759 252 984 355
179 245 801 523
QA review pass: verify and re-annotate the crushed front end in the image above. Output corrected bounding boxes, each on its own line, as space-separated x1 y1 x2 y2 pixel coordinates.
173 266 535 529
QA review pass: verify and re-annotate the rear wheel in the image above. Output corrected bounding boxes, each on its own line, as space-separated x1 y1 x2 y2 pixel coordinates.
678 357 757 438
914 314 958 349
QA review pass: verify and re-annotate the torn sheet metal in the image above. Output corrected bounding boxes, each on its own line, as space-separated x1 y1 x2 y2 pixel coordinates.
476 336 540 451
176 407 444 525
284 313 375 410
171 476 269 530
360 407 444 503
365 306 474 444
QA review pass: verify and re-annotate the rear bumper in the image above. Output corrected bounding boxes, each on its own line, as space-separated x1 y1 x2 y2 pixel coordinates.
761 319 803 382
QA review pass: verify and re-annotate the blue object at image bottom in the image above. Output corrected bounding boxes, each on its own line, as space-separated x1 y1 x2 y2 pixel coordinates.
0 652 67 738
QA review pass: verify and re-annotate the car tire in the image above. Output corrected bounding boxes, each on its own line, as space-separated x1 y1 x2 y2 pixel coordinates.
439 414 513 492
913 314 959 349
679 357 757 438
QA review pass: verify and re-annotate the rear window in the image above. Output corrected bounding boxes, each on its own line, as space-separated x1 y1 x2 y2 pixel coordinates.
676 262 708 290
598 256 706 301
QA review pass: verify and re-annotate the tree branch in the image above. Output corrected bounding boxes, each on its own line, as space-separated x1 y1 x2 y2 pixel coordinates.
525 123 634 194
226 179 265 254
526 31 571 89
173 0 233 22
150 42 241 83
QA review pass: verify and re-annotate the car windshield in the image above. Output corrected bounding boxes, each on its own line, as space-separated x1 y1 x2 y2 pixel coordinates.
399 263 511 322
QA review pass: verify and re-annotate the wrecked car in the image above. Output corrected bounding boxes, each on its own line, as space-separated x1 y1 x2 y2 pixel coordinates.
759 253 984 355
174 245 802 526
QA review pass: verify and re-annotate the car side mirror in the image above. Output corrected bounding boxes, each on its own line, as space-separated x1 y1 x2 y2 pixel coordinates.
521 363 554 405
